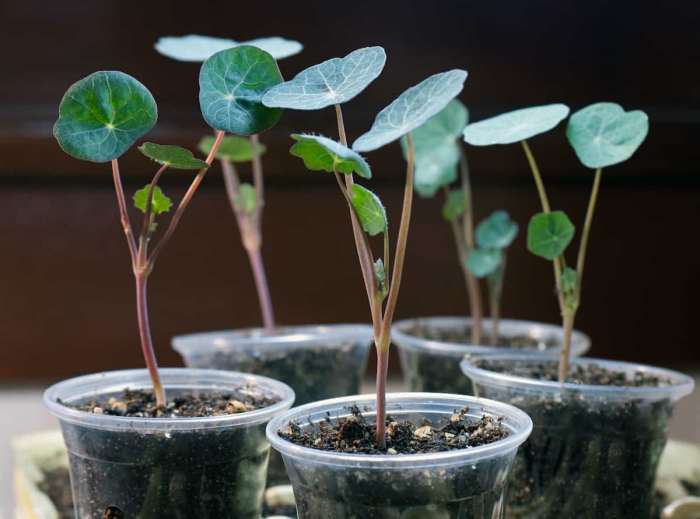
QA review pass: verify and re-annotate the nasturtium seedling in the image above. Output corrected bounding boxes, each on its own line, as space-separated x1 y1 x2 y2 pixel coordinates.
155 34 303 62
262 47 386 110
351 184 387 236
527 211 575 260
53 71 157 163
198 135 266 163
567 102 649 168
133 185 173 215
199 45 284 135
139 143 208 170
290 134 371 178
353 69 468 152
462 104 569 146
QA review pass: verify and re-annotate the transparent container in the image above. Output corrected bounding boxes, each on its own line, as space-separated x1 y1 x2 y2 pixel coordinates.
461 354 695 519
393 316 590 395
267 392 533 518
44 368 294 519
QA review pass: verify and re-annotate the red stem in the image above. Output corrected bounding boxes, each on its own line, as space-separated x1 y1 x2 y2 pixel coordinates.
247 246 275 332
134 271 165 407
374 345 390 448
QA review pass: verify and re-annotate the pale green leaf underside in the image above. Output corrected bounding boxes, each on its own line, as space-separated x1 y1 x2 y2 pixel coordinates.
199 135 266 162
476 210 519 249
290 134 371 178
351 184 387 236
262 47 386 110
138 142 207 170
235 183 257 214
155 34 303 62
353 69 468 152
199 46 283 135
133 185 172 215
467 248 502 278
53 71 157 163
414 160 458 197
463 103 570 146
567 102 649 169
442 189 465 221
527 210 575 260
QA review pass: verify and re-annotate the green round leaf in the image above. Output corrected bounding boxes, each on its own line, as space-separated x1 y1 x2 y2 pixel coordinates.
290 134 371 178
351 184 387 236
155 34 302 62
133 185 172 215
476 210 519 249
53 71 157 163
466 248 502 278
235 183 257 215
199 135 266 162
442 189 466 221
567 102 649 169
138 142 207 170
463 104 569 146
527 211 575 260
353 69 468 152
262 47 386 110
414 160 458 197
199 46 283 135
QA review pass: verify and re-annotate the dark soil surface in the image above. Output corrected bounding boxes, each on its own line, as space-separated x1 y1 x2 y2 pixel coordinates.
38 466 73 519
474 358 672 386
61 385 278 418
281 405 508 455
408 323 548 349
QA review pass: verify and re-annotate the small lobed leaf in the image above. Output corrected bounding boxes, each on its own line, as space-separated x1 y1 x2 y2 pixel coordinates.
351 184 387 236
374 258 388 298
290 134 371 178
155 34 302 62
262 47 386 110
463 104 569 146
476 210 519 250
561 266 578 294
234 183 257 215
199 46 284 135
133 185 172 215
138 142 208 170
53 71 157 163
527 211 575 260
566 102 649 169
466 248 502 278
199 135 266 162
442 189 466 221
353 69 468 152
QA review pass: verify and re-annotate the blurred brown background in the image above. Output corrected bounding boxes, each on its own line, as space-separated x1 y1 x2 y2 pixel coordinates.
1 0 698 381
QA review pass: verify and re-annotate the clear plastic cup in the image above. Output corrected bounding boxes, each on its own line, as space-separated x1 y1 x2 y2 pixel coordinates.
461 354 695 519
393 316 591 395
267 392 533 518
44 368 294 519
173 324 373 406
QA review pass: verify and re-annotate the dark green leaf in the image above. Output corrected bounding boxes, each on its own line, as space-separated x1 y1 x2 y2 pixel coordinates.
442 189 466 221
476 210 519 249
351 184 387 236
463 104 569 146
199 46 283 135
133 185 172 215
567 102 649 169
53 71 157 163
234 183 257 214
466 248 502 278
199 135 266 162
527 211 575 260
138 142 207 170
290 134 371 178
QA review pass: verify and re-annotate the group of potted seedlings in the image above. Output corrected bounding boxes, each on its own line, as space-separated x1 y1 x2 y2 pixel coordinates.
41 34 695 519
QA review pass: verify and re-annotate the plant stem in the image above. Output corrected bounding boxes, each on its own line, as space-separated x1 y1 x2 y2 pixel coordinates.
148 130 225 267
111 159 137 264
139 164 169 256
374 336 390 449
248 247 275 331
134 271 165 407
559 310 575 382
488 257 506 345
575 168 602 295
459 149 482 344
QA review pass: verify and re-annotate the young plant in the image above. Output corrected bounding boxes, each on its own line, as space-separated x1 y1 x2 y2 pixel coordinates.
52 47 283 406
464 103 648 380
265 52 467 446
407 99 518 344
155 34 302 332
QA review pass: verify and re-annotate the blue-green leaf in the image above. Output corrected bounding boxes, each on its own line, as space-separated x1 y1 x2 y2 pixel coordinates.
155 34 302 62
138 142 207 170
567 102 649 169
350 184 387 236
353 69 468 152
53 71 157 163
463 104 569 146
262 47 386 110
527 211 575 260
475 210 519 250
198 135 266 162
290 134 371 178
467 248 502 278
199 46 283 135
